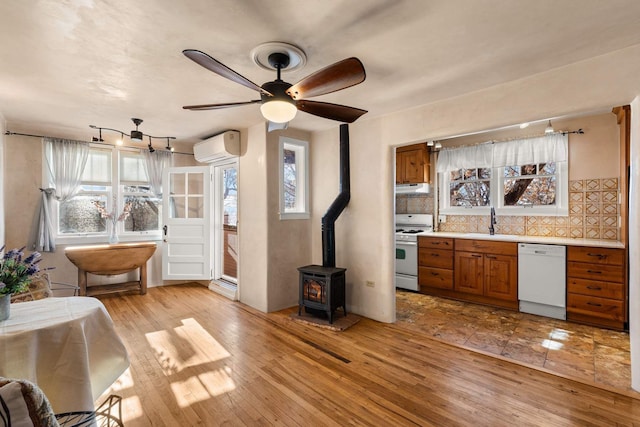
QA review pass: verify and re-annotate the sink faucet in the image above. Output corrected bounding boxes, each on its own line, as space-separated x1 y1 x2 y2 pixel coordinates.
489 207 496 235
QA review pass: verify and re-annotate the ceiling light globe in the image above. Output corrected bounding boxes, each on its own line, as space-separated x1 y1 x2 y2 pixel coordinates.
260 100 297 124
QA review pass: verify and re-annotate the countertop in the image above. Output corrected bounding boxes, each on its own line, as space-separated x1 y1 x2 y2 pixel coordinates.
426 231 624 249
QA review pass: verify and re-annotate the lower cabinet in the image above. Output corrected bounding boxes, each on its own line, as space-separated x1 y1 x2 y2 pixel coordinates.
454 240 518 308
566 245 627 330
418 236 518 310
418 238 454 291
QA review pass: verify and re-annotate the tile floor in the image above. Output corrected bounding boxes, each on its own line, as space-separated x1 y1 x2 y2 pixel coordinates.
395 290 635 394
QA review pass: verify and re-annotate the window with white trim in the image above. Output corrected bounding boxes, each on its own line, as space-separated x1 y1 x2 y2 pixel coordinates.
438 134 568 216
279 137 309 220
53 145 163 242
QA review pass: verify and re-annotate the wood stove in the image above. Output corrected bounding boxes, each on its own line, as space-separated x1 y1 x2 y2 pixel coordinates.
298 265 346 323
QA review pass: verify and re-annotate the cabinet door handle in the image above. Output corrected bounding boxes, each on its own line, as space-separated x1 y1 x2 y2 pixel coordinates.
587 302 602 307
431 272 439 276
431 253 440 257
587 270 602 274
587 253 606 259
486 255 497 259
471 254 482 258
586 285 602 290
431 242 441 245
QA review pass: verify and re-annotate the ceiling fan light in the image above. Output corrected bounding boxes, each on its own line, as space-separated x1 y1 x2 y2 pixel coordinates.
260 100 297 123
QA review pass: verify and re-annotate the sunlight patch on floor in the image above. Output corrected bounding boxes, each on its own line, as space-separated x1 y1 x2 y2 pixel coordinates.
121 395 144 423
171 368 236 408
145 318 231 375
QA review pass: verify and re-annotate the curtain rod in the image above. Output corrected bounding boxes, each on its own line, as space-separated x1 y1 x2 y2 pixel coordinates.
4 131 194 156
436 128 584 149
487 129 584 144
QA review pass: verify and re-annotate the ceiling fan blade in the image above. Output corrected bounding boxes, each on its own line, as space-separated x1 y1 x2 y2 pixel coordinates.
183 100 262 111
183 49 272 95
296 100 367 123
267 121 289 132
286 57 366 100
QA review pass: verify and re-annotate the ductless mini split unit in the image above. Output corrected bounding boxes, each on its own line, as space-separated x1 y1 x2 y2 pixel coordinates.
193 130 241 163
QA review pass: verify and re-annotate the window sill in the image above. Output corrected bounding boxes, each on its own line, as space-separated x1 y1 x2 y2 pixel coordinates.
279 212 311 220
440 207 568 217
55 234 162 246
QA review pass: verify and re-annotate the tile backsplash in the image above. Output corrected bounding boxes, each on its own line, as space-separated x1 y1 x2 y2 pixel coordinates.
396 178 620 241
396 193 434 215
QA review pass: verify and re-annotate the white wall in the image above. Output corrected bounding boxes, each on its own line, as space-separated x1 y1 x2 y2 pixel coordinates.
629 96 639 391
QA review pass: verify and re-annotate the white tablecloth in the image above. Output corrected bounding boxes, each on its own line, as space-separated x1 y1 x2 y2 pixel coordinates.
0 297 130 413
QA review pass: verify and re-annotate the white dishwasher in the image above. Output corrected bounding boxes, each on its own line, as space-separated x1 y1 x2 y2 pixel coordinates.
518 243 566 320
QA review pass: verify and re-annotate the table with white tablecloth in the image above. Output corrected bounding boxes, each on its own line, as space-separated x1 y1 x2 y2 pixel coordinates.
0 297 130 413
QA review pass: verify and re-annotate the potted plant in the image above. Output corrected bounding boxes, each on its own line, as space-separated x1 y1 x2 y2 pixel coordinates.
0 246 45 321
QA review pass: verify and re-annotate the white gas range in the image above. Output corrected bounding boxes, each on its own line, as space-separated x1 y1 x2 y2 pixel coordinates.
395 214 433 291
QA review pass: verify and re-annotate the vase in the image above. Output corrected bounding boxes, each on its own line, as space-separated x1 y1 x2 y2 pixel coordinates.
0 294 10 321
108 221 119 244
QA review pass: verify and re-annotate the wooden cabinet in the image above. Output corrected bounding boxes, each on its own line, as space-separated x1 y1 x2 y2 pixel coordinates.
567 246 627 330
417 236 517 310
418 237 454 291
454 240 518 307
396 143 429 184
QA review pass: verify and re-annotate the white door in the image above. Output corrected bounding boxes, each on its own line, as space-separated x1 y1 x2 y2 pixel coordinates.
162 166 211 280
212 161 238 284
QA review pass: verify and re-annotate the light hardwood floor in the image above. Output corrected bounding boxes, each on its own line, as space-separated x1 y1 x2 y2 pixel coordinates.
98 283 640 426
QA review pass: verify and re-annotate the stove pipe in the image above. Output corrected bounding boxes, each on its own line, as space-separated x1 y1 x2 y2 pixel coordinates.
322 124 350 268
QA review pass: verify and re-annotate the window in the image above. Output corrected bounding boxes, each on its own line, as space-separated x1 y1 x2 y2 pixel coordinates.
449 168 491 207
53 146 163 243
57 147 111 235
503 162 557 206
279 137 309 220
119 150 161 233
438 135 568 216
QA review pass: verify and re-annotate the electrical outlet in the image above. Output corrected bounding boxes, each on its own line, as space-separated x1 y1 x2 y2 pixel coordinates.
438 215 447 223
366 280 375 288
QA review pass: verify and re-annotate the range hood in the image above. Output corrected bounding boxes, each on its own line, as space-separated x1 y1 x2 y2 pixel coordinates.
396 183 430 194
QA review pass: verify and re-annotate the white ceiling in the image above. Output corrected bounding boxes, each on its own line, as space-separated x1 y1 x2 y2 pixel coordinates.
2 0 640 144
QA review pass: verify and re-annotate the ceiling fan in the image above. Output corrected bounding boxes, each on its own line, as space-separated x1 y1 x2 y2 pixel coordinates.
182 46 368 130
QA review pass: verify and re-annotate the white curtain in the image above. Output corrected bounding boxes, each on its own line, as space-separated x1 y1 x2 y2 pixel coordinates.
28 189 55 252
436 133 568 172
492 133 568 167
29 138 89 252
436 143 493 173
142 150 172 198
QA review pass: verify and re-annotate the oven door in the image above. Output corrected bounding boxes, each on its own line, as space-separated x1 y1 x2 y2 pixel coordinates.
395 240 419 291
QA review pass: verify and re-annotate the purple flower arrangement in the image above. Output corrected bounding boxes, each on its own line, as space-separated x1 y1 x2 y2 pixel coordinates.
0 246 48 295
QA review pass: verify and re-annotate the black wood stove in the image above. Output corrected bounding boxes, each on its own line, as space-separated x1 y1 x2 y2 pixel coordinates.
298 265 347 323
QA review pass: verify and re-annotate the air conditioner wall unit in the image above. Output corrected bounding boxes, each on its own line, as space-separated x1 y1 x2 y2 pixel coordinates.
193 130 241 163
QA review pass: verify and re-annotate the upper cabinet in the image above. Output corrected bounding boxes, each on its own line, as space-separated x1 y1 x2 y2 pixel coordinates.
396 143 430 184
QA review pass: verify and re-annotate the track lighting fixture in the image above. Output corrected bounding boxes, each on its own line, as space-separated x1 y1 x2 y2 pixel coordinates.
427 141 434 147
165 137 174 152
89 119 175 149
130 118 143 142
434 142 442 149
545 120 554 134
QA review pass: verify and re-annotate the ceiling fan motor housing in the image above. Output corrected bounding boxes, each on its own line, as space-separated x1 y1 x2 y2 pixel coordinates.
261 80 294 103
